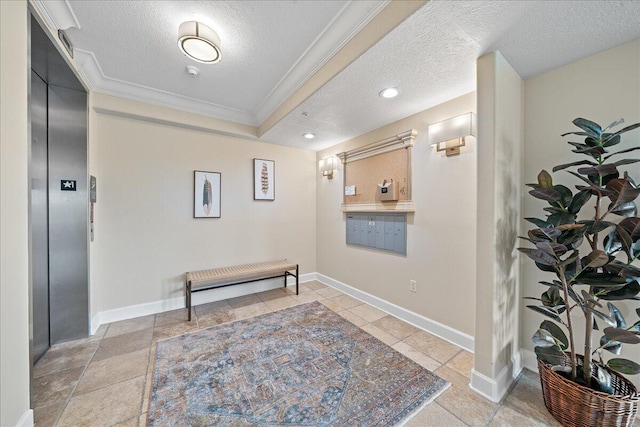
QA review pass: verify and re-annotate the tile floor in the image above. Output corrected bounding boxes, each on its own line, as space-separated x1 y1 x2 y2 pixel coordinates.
33 280 563 426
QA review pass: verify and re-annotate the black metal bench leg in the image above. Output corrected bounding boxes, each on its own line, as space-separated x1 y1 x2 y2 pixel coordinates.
296 264 299 295
187 280 192 321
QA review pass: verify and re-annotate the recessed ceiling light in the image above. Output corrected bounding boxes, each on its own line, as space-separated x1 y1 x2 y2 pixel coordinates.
379 87 399 99
178 21 222 64
303 133 316 139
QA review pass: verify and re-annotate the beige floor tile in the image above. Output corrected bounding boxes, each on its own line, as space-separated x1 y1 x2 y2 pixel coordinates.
196 310 236 328
320 298 346 312
152 321 199 343
304 281 327 291
337 310 368 326
154 308 190 327
348 304 387 323
502 369 561 426
315 286 343 299
34 339 99 378
435 366 499 426
263 295 300 311
406 402 467 427
193 299 232 316
371 315 419 340
332 294 363 310
392 341 442 372
33 401 66 427
257 288 288 302
113 416 139 427
446 350 474 379
105 315 155 338
290 290 323 304
91 324 109 340
139 413 148 426
93 329 153 362
231 302 271 320
361 323 399 346
489 404 553 426
32 366 85 407
74 348 149 396
404 330 461 363
57 376 145 427
227 293 262 309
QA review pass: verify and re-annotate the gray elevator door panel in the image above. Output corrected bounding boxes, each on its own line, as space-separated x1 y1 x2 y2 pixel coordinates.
47 84 88 344
30 70 50 363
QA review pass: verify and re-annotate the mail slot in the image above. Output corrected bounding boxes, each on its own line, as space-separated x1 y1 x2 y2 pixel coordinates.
376 180 399 201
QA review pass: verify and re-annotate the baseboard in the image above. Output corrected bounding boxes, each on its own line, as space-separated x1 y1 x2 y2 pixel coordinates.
15 409 34 427
90 273 316 333
469 350 523 403
315 273 474 352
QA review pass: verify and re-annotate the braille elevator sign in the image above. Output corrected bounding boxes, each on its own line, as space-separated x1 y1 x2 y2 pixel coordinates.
61 180 76 191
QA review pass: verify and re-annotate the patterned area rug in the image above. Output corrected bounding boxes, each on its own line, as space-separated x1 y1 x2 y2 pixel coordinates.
148 301 449 426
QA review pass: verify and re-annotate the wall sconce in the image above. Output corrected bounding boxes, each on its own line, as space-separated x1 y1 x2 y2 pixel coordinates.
428 112 477 157
319 156 338 179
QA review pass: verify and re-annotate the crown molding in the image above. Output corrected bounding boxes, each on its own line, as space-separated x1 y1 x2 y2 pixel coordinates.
253 0 390 124
31 0 80 30
74 49 258 126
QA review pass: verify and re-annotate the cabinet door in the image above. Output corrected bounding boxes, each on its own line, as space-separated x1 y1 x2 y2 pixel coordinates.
367 216 376 247
393 215 407 254
375 215 386 249
358 215 368 246
346 215 355 244
384 216 395 251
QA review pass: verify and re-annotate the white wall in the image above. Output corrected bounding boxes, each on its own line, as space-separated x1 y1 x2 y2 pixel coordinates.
1 1 33 426
91 95 317 316
316 92 477 337
523 39 640 377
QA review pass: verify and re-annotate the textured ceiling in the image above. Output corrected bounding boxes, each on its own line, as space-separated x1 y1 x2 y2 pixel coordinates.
39 1 640 151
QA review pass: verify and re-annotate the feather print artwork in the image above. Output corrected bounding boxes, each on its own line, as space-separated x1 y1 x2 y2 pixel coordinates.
203 175 212 215
261 162 269 195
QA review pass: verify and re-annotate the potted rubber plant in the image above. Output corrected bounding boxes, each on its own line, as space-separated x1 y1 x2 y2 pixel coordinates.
519 117 640 426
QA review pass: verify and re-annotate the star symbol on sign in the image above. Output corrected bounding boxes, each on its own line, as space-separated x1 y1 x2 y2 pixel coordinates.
63 181 73 188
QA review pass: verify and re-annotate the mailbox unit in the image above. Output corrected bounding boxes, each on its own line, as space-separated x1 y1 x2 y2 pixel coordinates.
346 213 407 255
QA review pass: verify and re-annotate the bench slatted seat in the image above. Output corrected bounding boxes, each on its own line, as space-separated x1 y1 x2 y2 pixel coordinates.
185 260 298 321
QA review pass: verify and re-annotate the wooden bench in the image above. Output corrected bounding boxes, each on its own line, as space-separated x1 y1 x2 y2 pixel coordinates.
185 260 298 321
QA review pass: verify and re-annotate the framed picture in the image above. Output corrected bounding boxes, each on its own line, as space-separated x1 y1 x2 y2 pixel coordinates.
253 159 275 200
194 171 221 218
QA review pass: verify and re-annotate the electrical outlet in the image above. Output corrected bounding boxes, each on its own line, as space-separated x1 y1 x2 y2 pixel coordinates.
409 280 417 293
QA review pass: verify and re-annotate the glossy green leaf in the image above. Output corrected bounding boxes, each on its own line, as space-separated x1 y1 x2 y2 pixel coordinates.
602 118 625 133
532 329 556 348
580 290 602 308
608 302 627 329
603 146 640 161
548 212 576 227
578 220 615 234
537 170 553 189
606 178 640 206
583 250 609 269
525 217 551 228
606 122 640 139
610 202 637 218
519 248 558 266
577 164 618 178
553 185 574 208
615 225 634 259
552 160 597 173
527 305 563 323
614 159 640 167
536 242 568 257
540 320 568 350
603 327 640 344
568 190 592 214
535 346 567 366
576 272 627 287
618 217 640 240
572 118 602 138
602 134 621 148
529 188 561 202
607 358 640 375
597 369 614 394
600 334 622 355
597 281 640 301
585 307 616 328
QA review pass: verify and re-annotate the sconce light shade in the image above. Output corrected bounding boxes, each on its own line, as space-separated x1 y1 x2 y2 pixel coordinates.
178 21 222 64
319 156 338 179
428 112 477 156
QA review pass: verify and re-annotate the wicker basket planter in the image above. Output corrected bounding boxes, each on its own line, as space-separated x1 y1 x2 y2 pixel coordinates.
538 355 639 427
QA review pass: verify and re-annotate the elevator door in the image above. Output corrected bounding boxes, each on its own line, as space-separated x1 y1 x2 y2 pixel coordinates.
31 70 50 363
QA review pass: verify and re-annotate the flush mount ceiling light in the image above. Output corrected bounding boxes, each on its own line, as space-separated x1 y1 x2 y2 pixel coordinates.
379 87 399 99
178 21 222 64
303 133 316 139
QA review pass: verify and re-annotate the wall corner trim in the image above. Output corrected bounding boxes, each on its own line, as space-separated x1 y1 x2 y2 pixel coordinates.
469 350 523 403
316 273 474 352
15 409 34 427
